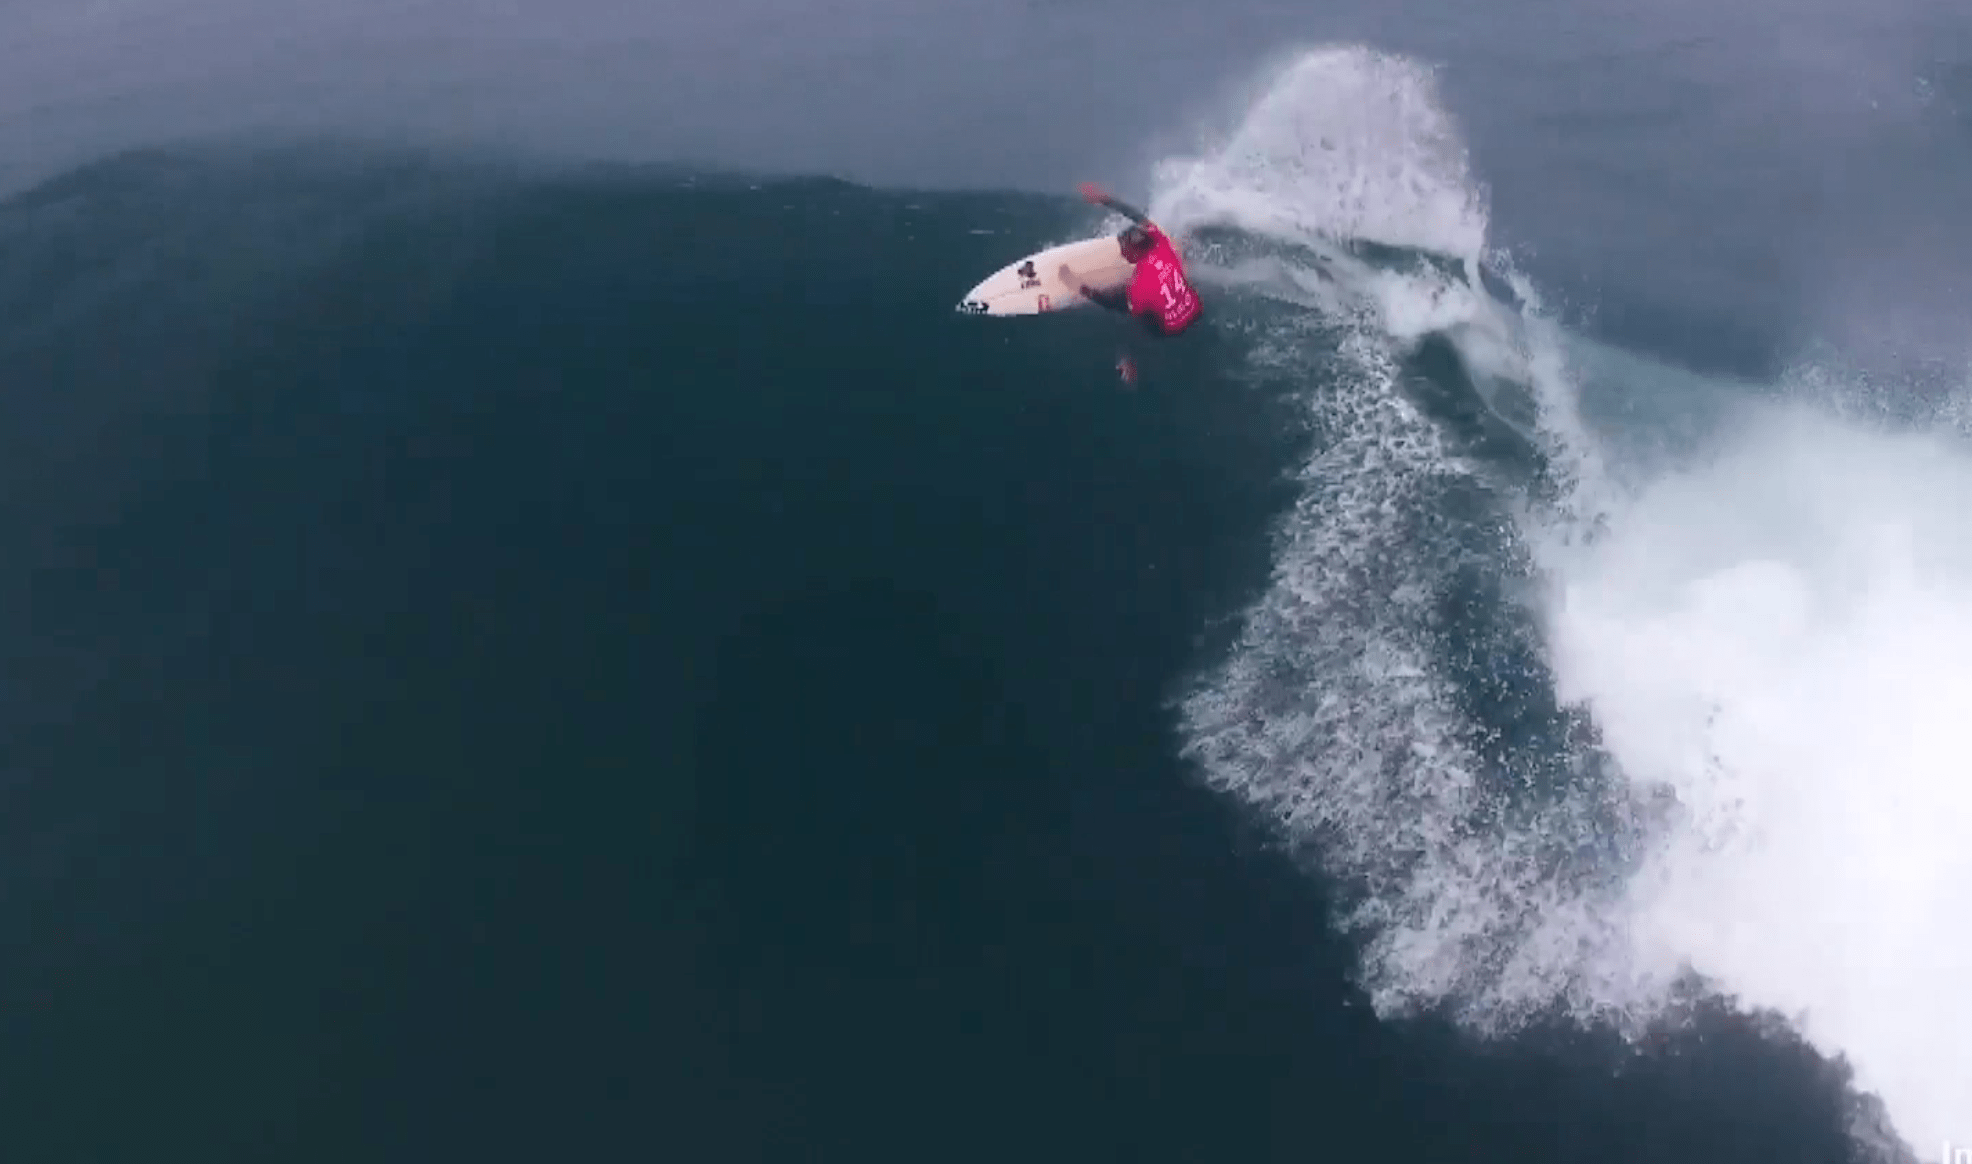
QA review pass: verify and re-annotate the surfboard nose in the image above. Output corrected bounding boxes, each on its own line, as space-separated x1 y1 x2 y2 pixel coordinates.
956 299 989 314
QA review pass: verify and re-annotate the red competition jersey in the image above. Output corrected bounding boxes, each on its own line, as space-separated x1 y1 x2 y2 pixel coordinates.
1124 229 1202 335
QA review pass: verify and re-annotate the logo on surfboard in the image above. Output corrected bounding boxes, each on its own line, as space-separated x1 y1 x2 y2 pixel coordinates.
1016 259 1041 290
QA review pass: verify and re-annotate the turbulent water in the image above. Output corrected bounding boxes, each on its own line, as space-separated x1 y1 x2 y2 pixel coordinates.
1160 49 1971 1159
1 29 1968 1164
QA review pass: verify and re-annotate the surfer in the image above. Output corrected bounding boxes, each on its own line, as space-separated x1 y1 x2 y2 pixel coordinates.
1059 182 1202 384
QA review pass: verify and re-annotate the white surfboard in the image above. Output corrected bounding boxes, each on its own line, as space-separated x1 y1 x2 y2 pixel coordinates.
956 235 1135 317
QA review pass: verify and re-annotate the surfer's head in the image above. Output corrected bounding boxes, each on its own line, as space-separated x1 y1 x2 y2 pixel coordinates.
1119 225 1154 261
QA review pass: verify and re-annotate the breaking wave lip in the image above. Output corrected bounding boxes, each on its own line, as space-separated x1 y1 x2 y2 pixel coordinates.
1159 41 1968 1163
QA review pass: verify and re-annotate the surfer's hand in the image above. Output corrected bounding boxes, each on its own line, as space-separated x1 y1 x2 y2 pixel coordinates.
1078 182 1107 204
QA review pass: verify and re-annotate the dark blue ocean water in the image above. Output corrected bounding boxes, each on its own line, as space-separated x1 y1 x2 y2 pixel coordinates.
0 144 1895 1162
14 1 1972 1149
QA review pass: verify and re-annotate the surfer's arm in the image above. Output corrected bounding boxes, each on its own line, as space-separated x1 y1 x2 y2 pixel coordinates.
1083 284 1129 312
1100 198 1153 227
1078 182 1152 227
1059 262 1128 311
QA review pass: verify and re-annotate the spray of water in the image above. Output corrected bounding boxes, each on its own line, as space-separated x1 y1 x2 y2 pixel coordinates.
1161 42 1972 1161
1164 41 1639 1031
1150 46 1489 266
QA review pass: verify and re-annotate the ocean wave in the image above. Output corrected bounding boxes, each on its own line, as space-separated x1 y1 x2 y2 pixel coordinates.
1164 42 1967 1163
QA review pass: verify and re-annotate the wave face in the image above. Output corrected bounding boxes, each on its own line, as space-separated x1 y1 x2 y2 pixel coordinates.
3 38 1968 1164
1161 44 1970 1162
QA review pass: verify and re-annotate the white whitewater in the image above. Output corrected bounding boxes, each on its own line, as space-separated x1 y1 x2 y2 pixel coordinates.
1157 43 1971 1161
